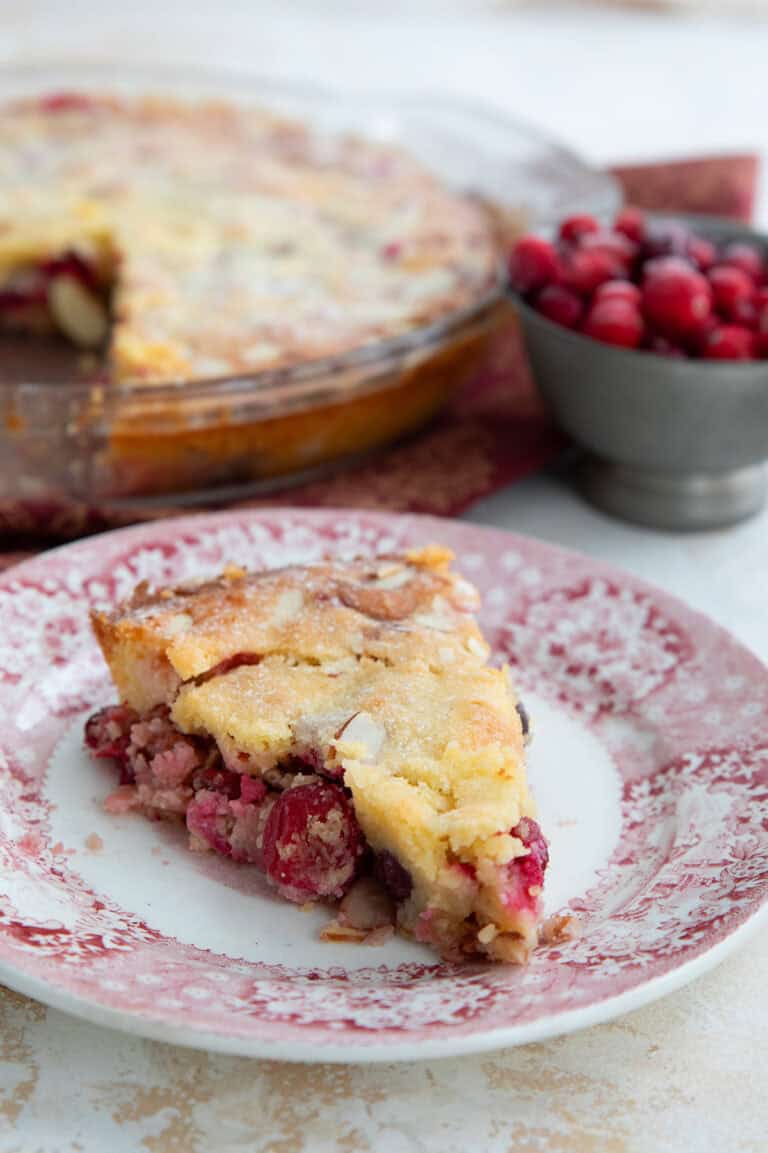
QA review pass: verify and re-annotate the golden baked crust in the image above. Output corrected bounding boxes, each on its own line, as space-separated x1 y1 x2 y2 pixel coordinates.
0 94 498 381
91 547 486 708
90 547 544 961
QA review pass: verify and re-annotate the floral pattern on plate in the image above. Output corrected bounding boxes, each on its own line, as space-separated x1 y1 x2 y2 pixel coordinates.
0 509 765 1060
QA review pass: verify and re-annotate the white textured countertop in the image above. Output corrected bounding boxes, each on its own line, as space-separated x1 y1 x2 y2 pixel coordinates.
1 5 767 1150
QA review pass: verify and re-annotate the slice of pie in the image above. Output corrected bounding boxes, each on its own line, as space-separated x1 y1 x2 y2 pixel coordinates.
85 546 548 962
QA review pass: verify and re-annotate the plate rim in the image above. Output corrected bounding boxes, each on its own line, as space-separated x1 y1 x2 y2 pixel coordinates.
0 505 766 1062
0 902 764 1063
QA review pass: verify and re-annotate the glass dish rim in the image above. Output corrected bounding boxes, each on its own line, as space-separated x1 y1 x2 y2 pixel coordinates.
0 57 619 399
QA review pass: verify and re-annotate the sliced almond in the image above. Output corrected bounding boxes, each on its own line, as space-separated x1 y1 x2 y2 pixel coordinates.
335 711 385 761
539 913 579 944
272 587 304 625
465 635 487 658
488 934 530 964
413 595 454 632
450 576 481 610
374 566 413 590
362 924 395 947
320 921 368 943
338 875 395 931
47 275 108 349
165 612 193 636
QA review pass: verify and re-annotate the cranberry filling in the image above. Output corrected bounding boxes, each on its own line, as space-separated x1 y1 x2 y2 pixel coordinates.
374 849 413 901
84 703 139 783
502 817 549 914
84 706 549 938
0 283 47 312
84 704 365 902
262 781 364 901
0 247 110 351
40 251 101 293
38 92 96 114
0 250 103 316
191 765 242 799
186 789 240 858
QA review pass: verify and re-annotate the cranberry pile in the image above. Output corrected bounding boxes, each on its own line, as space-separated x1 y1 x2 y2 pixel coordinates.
509 208 768 360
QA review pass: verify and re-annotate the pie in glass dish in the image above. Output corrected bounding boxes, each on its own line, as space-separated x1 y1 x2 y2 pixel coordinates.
0 90 503 502
0 93 497 380
84 546 548 963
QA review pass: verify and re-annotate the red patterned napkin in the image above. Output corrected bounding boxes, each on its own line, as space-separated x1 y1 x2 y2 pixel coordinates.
0 153 759 564
611 154 758 223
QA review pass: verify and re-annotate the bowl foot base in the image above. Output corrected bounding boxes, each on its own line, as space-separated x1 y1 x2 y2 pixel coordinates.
575 456 767 530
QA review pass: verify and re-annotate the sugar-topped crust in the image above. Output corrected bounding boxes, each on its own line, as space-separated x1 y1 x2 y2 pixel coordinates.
91 546 541 959
91 546 486 708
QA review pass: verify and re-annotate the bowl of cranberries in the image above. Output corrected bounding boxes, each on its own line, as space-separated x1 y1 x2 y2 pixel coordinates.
509 209 768 529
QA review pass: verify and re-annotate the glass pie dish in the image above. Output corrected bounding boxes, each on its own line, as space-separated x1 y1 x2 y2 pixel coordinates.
0 62 619 513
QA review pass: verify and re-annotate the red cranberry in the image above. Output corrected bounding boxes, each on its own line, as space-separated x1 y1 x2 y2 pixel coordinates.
686 235 716 272
302 750 345 783
84 705 138 763
41 250 101 292
720 241 764 283
534 284 583 329
755 292 768 337
262 781 364 901
508 236 560 295
731 296 758 328
583 299 643 348
686 312 719 356
374 850 413 901
558 214 600 245
642 220 692 260
708 265 755 320
642 258 712 339
595 280 641 306
614 207 645 244
563 248 623 296
192 766 242 799
186 790 236 857
646 335 688 358
702 325 755 360
580 230 639 270
240 775 268 805
757 304 768 336
509 818 549 893
0 278 48 312
642 255 694 282
380 241 402 261
755 332 768 358
38 92 94 114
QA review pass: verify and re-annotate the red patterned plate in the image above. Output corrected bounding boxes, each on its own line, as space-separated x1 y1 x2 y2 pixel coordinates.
0 509 765 1062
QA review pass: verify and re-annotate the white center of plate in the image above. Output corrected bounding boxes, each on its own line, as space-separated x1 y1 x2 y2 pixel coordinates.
46 692 621 970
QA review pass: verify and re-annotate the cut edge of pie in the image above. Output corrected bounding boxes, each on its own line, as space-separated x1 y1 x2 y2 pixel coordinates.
84 545 549 963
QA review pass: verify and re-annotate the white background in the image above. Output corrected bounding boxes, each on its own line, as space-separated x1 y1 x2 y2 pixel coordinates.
3 1 768 219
